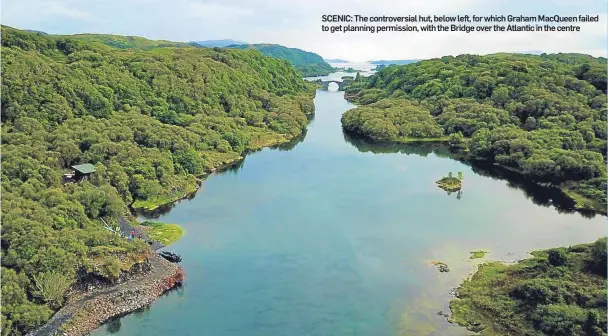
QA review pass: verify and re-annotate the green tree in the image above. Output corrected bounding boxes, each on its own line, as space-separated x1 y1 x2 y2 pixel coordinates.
492 86 509 106
31 272 74 309
174 148 203 175
448 132 464 147
525 116 536 130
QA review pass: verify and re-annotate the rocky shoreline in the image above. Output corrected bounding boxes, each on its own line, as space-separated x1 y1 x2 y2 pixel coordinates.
27 254 183 336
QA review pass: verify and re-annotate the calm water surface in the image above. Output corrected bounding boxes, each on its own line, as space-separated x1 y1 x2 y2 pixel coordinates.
92 83 605 336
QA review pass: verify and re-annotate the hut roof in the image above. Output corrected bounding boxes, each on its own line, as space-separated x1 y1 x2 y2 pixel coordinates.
71 163 96 174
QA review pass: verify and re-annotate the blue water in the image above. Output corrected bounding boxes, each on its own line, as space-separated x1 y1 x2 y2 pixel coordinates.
92 89 605 336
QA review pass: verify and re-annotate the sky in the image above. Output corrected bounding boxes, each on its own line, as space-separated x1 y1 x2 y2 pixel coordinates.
2 0 607 61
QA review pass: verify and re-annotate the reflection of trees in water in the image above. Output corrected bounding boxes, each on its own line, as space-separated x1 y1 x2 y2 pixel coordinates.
342 130 452 158
106 317 121 334
133 305 151 319
268 129 308 152
445 189 463 199
342 130 597 218
102 285 186 333
134 180 200 218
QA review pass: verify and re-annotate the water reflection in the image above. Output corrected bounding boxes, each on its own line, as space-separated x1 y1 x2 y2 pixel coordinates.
102 287 185 334
342 130 452 158
342 130 597 218
105 319 121 334
268 130 308 152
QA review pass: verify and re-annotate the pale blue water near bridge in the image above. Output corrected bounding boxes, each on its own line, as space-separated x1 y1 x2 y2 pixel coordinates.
92 84 605 336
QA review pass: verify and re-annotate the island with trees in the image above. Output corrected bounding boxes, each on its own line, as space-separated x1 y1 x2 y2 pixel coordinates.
436 172 463 192
342 53 607 214
334 67 358 73
0 26 316 335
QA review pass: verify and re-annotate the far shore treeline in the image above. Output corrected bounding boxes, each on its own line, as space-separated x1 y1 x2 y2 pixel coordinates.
342 52 607 214
0 25 315 335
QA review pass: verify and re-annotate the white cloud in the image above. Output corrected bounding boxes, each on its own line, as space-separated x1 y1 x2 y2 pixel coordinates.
2 0 91 26
182 1 254 21
42 1 91 20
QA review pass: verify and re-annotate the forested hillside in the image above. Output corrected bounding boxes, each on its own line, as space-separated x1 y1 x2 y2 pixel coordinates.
47 34 333 77
229 44 334 77
342 53 607 213
63 33 194 50
0 26 315 335
450 237 607 335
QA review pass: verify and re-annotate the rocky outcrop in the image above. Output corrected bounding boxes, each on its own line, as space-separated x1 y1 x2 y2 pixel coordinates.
28 254 183 336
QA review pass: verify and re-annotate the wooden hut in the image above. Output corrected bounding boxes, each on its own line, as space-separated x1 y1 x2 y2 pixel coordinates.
71 163 96 181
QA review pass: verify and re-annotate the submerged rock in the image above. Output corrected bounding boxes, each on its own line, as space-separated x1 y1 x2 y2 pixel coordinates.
430 260 451 273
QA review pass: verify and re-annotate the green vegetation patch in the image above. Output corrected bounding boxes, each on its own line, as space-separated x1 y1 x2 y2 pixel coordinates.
469 250 488 259
450 238 607 335
140 222 184 246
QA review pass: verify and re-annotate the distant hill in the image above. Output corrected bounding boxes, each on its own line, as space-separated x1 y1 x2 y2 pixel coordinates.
369 59 421 65
25 29 48 35
65 34 192 50
230 44 333 77
37 34 248 50
514 50 544 55
325 59 349 63
192 39 246 47
35 33 332 77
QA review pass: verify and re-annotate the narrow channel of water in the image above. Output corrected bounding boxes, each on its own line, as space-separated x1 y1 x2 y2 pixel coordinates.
92 85 605 336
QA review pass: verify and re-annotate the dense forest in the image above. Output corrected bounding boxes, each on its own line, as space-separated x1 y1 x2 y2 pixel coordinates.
47 34 333 77
0 26 315 335
229 44 334 77
450 238 607 335
342 53 607 213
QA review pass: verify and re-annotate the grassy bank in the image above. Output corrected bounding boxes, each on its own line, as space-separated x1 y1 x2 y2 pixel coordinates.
140 221 184 246
131 184 200 211
393 136 450 143
561 187 607 215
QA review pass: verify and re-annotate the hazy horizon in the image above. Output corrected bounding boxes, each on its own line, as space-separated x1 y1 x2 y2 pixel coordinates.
3 0 606 62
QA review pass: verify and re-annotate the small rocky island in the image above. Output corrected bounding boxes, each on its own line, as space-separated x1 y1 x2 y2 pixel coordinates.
436 172 463 192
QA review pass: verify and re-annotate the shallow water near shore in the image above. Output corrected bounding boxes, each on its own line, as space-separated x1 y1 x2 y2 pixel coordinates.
92 83 605 336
